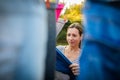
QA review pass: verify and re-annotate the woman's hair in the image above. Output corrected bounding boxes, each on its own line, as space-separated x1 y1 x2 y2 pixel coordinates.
67 22 83 48
67 22 83 36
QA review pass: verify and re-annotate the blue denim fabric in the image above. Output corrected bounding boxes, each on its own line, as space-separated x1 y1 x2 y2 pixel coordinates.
79 1 120 80
0 0 48 80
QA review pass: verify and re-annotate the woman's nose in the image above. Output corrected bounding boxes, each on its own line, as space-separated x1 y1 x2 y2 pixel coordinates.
69 36 73 40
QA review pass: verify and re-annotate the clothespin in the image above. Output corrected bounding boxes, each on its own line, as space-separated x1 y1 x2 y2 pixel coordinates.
46 0 50 9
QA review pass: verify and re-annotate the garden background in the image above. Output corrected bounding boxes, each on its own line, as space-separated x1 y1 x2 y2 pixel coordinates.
56 2 84 45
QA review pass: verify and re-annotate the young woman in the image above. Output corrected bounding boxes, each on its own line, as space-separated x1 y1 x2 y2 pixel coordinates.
56 22 83 80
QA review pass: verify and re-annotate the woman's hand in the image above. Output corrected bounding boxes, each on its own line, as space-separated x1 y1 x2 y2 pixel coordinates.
69 63 80 76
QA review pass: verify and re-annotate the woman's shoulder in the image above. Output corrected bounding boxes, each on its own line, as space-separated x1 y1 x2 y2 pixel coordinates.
56 45 66 52
56 45 66 49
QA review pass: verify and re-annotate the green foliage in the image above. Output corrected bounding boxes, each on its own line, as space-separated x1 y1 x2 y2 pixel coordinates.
56 20 71 45
57 2 84 45
60 3 83 23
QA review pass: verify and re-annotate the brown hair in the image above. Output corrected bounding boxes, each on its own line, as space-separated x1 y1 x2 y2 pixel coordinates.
67 22 83 36
67 22 83 48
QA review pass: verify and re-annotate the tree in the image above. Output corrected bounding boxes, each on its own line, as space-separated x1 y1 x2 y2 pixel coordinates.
60 3 84 23
57 2 84 45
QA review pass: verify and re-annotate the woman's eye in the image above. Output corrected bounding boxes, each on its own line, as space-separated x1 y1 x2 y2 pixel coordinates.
67 34 70 36
73 34 76 37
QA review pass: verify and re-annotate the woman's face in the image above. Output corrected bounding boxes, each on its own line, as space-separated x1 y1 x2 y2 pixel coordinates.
66 28 81 47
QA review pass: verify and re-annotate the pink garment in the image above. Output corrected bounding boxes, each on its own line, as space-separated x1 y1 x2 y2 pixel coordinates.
55 4 64 21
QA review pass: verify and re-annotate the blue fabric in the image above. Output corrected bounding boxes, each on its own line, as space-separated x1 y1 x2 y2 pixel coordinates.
0 0 48 80
56 48 76 80
78 1 120 80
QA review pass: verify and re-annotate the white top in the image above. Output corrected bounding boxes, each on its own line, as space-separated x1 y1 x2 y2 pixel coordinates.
56 45 81 64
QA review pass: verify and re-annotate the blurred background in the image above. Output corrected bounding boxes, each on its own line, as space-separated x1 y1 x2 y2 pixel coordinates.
56 0 84 45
